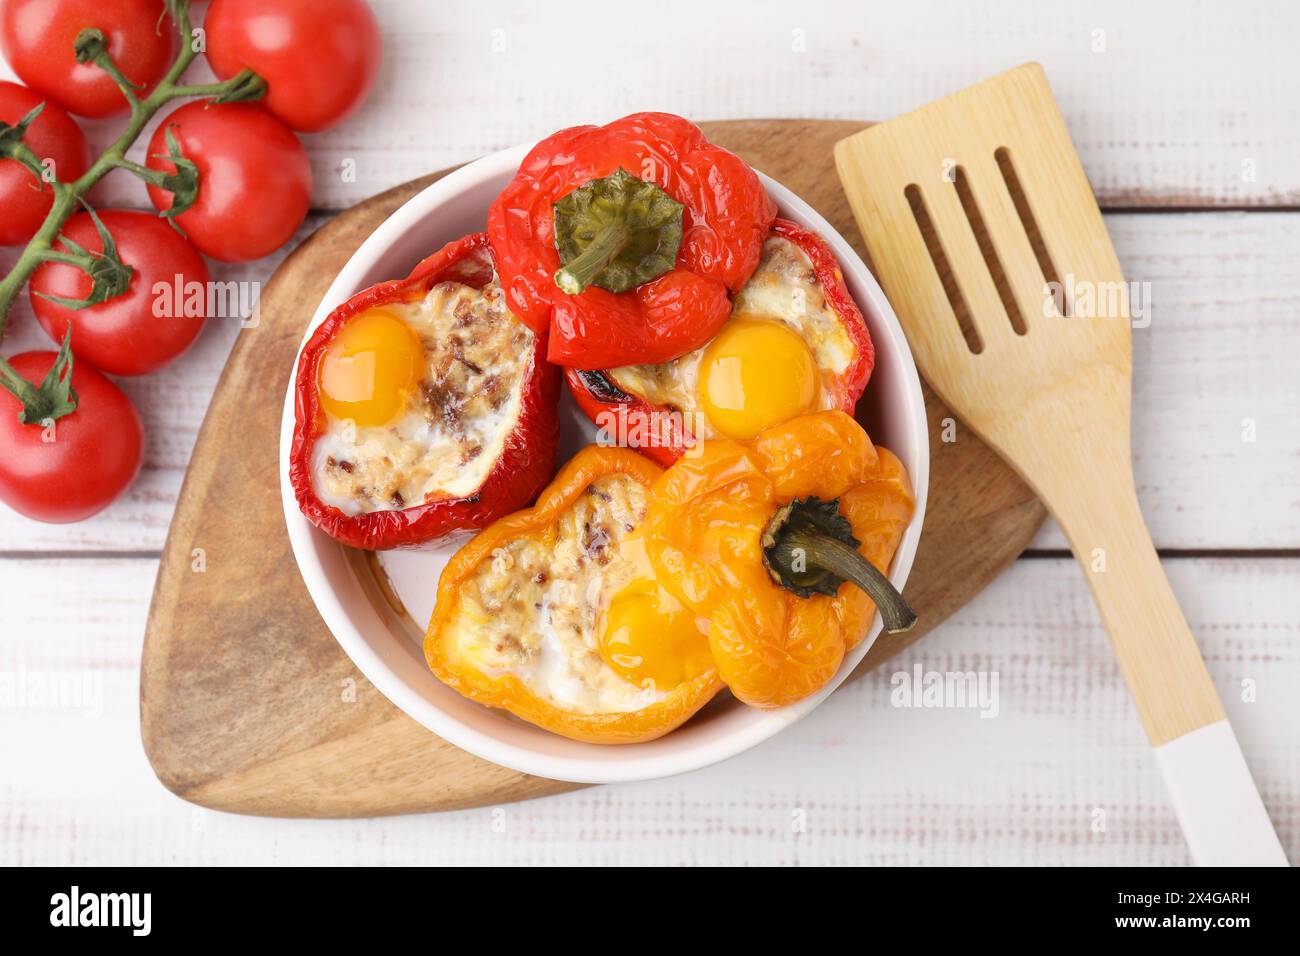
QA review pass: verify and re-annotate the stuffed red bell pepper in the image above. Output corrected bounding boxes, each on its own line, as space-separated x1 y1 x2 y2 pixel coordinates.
565 219 874 466
289 233 561 550
488 112 777 369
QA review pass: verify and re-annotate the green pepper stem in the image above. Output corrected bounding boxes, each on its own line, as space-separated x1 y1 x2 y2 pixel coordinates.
554 222 629 294
774 529 917 633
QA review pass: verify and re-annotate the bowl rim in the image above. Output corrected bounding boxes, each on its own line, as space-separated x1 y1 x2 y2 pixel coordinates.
278 141 930 784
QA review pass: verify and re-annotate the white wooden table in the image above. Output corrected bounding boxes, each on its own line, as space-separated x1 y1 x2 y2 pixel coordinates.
2 0 1297 866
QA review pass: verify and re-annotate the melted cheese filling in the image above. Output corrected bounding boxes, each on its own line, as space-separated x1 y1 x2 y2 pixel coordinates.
609 235 856 439
442 474 666 715
312 280 532 515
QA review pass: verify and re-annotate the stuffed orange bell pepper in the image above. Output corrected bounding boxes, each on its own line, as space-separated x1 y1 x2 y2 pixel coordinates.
642 410 915 709
425 411 914 741
424 445 723 744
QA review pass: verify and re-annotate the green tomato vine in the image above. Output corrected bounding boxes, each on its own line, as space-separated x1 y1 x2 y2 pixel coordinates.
0 0 265 422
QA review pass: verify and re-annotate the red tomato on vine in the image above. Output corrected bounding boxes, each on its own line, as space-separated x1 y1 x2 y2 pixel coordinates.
203 0 382 133
145 101 312 263
0 345 143 523
0 81 90 245
30 209 210 376
0 0 176 119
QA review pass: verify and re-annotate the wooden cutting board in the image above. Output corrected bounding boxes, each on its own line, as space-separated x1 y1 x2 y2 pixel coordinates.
140 119 1046 818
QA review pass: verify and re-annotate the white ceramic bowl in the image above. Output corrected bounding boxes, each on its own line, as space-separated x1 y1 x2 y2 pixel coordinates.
279 142 929 784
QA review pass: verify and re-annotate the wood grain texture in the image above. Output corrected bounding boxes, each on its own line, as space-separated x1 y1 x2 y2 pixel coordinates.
836 64 1227 748
7 555 1297 864
139 119 1045 817
6 0 1296 211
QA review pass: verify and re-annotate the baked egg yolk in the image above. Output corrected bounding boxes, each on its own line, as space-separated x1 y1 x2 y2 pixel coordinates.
317 308 423 427
698 317 818 439
600 539 711 692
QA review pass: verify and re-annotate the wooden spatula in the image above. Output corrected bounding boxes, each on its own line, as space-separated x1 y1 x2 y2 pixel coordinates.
835 63 1286 866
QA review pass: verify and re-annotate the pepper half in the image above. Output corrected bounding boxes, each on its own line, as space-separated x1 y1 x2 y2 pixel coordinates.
565 220 875 466
642 411 915 708
424 446 723 744
289 233 562 550
488 112 777 369
425 412 913 740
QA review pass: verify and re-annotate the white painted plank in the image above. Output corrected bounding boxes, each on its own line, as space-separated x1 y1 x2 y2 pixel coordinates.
1029 210 1300 550
4 0 1296 211
1 555 1295 865
2 211 1295 552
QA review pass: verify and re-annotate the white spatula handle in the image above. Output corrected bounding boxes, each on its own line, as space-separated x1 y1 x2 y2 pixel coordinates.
1048 468 1287 865
1155 721 1288 865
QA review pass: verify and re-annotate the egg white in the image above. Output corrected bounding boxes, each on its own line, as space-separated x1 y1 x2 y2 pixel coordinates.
608 235 857 438
442 474 668 714
312 279 533 516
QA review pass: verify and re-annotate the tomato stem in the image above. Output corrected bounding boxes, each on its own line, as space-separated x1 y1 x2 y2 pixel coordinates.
112 127 200 222
37 248 97 270
0 0 264 349
0 103 50 180
74 28 142 109
109 157 167 186
173 70 267 104
0 329 78 424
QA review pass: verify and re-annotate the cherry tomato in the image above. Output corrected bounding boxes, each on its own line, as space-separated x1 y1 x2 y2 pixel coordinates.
145 101 311 262
29 210 210 376
0 350 143 523
203 0 381 133
0 0 176 119
0 81 91 245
